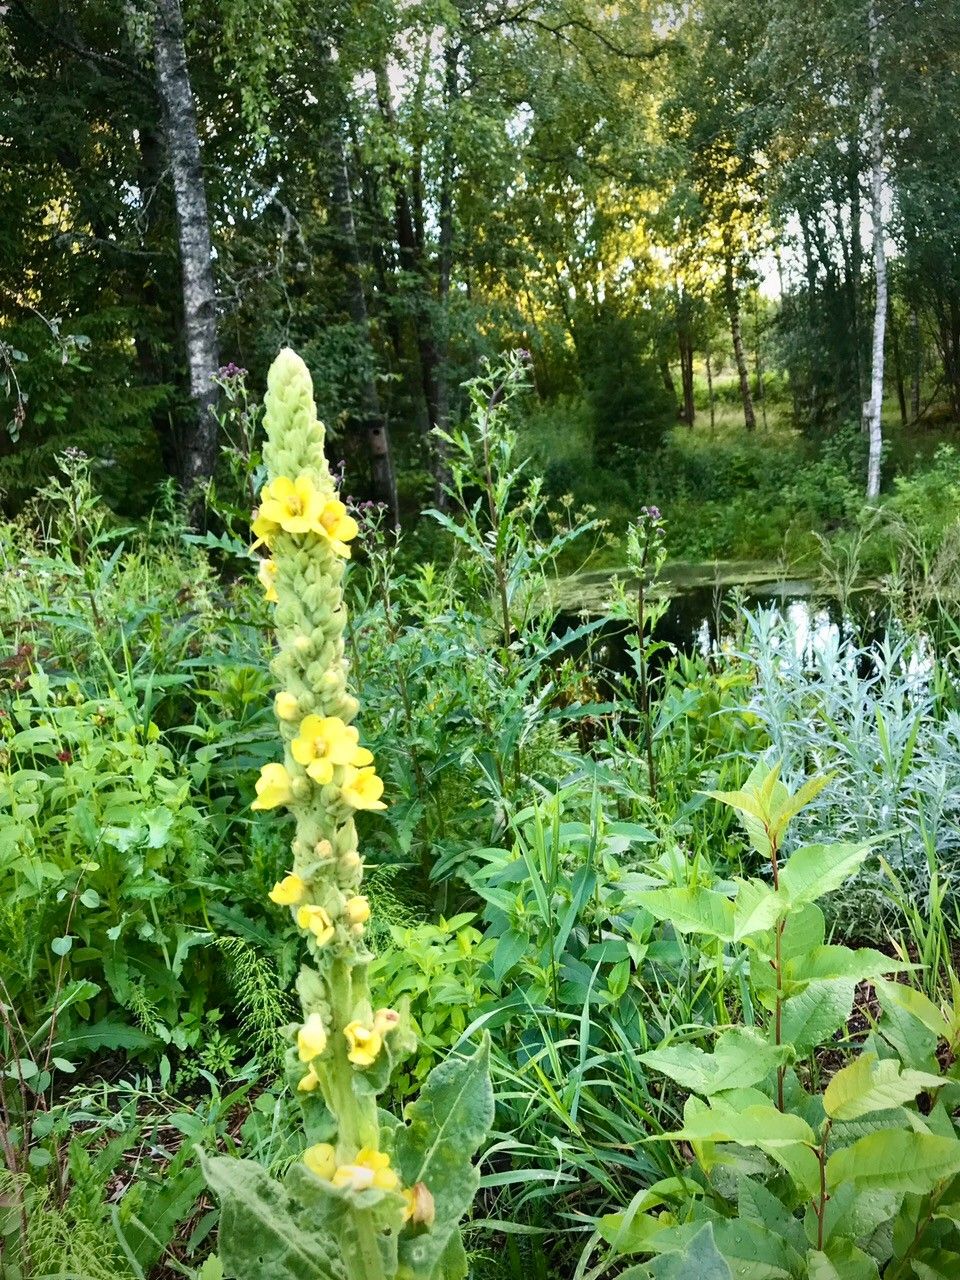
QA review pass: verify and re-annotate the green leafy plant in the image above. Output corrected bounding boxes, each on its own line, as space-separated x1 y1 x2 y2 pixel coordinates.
588 762 960 1278
201 348 493 1280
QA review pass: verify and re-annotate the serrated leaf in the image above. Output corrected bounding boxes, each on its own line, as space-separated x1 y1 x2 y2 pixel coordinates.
875 979 952 1041
640 1028 790 1097
779 979 856 1055
806 1241 879 1279
823 1053 943 1119
647 1223 733 1279
199 1153 345 1279
779 841 875 906
394 1037 493 1279
733 880 785 941
633 887 735 940
826 1130 960 1195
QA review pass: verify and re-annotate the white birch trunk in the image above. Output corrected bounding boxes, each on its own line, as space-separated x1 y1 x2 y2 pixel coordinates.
153 0 220 491
865 0 887 501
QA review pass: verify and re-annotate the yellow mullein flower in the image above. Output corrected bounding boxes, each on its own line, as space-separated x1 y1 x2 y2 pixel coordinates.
297 1011 328 1062
274 691 300 721
330 1148 398 1192
344 1020 382 1067
303 1143 337 1180
296 903 335 946
340 765 387 811
251 762 295 810
316 499 359 558
268 873 306 906
298 1066 320 1092
258 557 279 603
343 896 370 926
402 1182 436 1226
291 715 371 785
258 473 325 536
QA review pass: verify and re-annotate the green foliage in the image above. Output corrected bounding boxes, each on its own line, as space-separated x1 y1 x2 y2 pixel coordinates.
594 764 960 1278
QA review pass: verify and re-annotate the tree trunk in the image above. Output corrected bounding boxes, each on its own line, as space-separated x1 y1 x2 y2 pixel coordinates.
705 342 716 431
753 296 767 430
431 42 458 508
910 309 922 420
724 252 756 431
153 0 219 494
890 317 908 426
865 0 887 501
658 357 677 410
678 328 695 426
328 118 399 524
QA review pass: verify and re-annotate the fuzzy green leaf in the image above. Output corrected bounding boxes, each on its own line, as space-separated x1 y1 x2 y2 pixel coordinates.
647 1224 733 1279
199 1152 345 1280
394 1037 493 1279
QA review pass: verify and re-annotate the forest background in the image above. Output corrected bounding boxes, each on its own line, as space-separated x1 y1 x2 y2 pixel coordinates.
4 0 960 561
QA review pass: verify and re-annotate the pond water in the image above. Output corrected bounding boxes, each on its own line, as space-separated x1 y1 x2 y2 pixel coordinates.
553 561 888 677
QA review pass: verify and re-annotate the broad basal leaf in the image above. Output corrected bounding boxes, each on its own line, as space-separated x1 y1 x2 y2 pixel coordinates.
200 1153 345 1280
394 1037 493 1279
647 1223 733 1280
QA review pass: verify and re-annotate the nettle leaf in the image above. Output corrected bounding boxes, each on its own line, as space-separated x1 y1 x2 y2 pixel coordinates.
394 1037 493 1280
633 887 734 941
779 979 856 1056
779 841 877 906
640 1028 790 1097
823 1053 943 1120
199 1153 345 1280
826 1130 960 1195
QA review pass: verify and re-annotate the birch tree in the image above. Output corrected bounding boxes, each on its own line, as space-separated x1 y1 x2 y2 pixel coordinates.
153 0 220 490
865 0 887 500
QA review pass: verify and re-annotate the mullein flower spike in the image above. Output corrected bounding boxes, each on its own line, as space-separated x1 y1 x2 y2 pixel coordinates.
250 347 408 1211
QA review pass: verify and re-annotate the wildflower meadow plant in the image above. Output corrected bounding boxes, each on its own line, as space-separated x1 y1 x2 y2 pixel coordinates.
201 349 493 1280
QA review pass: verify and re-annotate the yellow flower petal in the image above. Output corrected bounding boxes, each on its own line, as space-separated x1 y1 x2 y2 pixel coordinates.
258 557 279 603
344 1020 382 1067
303 1143 337 1180
297 1011 328 1062
251 762 294 810
296 903 335 946
341 765 387 811
268 873 306 906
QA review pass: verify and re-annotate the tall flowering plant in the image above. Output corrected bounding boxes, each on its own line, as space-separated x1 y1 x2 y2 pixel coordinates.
202 349 492 1280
